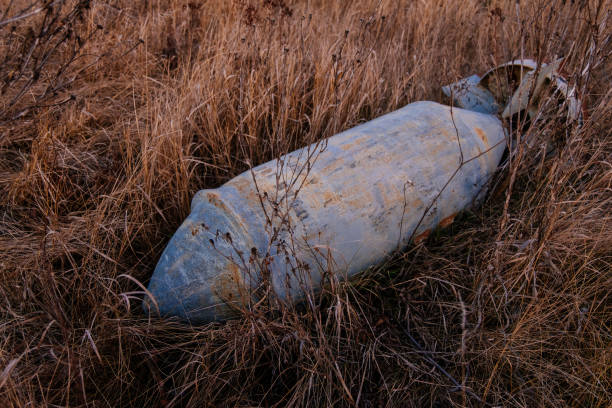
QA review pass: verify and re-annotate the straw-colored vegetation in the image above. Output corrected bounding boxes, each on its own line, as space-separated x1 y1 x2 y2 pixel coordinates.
1 0 610 406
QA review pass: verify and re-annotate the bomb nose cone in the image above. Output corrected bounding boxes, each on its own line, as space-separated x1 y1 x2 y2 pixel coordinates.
144 193 257 323
143 236 207 322
144 222 221 323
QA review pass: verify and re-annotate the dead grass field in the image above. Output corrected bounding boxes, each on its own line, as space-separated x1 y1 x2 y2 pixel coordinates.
0 0 611 406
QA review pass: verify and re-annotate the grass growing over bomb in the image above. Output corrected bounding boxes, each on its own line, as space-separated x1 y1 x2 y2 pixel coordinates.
0 0 611 406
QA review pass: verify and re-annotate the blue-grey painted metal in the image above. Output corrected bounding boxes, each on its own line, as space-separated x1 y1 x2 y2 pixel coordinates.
145 99 507 322
144 59 584 322
441 74 500 114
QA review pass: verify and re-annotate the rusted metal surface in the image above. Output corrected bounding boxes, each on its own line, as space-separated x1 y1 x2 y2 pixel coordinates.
500 59 583 121
145 60 580 323
444 59 583 121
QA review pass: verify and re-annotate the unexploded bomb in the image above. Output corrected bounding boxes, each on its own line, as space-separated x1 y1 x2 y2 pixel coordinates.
144 60 581 323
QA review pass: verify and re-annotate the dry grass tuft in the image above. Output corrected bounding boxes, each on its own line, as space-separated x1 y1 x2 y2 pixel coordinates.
1 0 611 406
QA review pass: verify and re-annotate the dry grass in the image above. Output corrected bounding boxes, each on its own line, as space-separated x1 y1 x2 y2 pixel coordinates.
0 0 611 406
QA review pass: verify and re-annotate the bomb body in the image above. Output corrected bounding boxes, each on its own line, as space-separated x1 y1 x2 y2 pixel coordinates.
145 101 506 322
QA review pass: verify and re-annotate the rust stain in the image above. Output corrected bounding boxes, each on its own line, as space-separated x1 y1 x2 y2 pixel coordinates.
212 263 241 303
340 141 356 151
210 268 242 319
474 127 488 145
229 176 262 202
228 262 240 281
322 190 340 207
229 177 251 194
321 157 345 175
207 192 224 208
373 182 396 210
439 213 456 228
307 176 319 185
414 229 431 243
340 135 369 151
438 127 453 140
167 253 192 277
